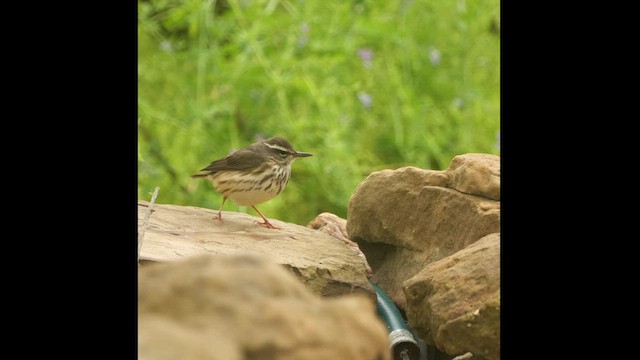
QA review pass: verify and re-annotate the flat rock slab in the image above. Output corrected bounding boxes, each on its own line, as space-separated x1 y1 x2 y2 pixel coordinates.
138 201 374 300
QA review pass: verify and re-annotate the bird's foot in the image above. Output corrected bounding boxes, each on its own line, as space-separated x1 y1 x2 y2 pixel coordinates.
256 219 280 230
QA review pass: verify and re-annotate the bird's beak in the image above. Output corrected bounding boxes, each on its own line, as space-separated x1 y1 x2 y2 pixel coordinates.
294 151 313 157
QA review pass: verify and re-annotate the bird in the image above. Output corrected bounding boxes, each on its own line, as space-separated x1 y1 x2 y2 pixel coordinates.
191 136 312 229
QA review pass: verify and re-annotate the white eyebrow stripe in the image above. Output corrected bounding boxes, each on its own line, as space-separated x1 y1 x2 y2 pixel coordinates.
264 143 291 152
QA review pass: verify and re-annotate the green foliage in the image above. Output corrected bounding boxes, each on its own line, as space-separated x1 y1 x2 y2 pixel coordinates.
138 0 500 225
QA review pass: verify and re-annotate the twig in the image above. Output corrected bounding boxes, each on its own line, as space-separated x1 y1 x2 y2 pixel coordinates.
138 186 160 265
452 352 474 360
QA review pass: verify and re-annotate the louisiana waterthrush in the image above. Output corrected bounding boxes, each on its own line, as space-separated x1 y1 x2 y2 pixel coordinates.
191 137 312 229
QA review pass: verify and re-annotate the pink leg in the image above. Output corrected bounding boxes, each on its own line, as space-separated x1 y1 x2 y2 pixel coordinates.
213 196 227 222
251 206 280 229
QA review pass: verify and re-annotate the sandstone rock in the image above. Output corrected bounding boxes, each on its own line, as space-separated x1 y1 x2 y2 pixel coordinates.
138 314 238 360
307 212 373 277
138 254 391 360
448 153 500 200
346 154 500 309
138 202 374 300
404 233 500 360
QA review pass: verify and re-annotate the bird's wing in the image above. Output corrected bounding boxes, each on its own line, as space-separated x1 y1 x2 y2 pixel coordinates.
198 147 264 173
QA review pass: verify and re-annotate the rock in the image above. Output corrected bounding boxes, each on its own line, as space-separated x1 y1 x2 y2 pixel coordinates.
448 153 500 200
404 233 500 360
346 154 500 310
138 314 238 359
138 254 391 360
307 212 373 277
138 201 374 300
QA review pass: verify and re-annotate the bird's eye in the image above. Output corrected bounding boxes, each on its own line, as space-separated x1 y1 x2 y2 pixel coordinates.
278 150 288 157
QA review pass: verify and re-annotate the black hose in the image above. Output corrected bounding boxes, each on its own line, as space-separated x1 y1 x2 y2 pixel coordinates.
371 282 422 360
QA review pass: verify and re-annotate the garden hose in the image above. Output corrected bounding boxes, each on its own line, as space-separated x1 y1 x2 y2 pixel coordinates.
371 282 422 360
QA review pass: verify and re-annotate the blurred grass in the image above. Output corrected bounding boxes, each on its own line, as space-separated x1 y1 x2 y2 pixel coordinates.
138 0 500 225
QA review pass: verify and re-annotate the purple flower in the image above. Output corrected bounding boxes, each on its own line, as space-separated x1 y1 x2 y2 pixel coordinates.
297 23 310 48
357 92 373 109
160 41 173 53
429 46 441 66
357 49 374 69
